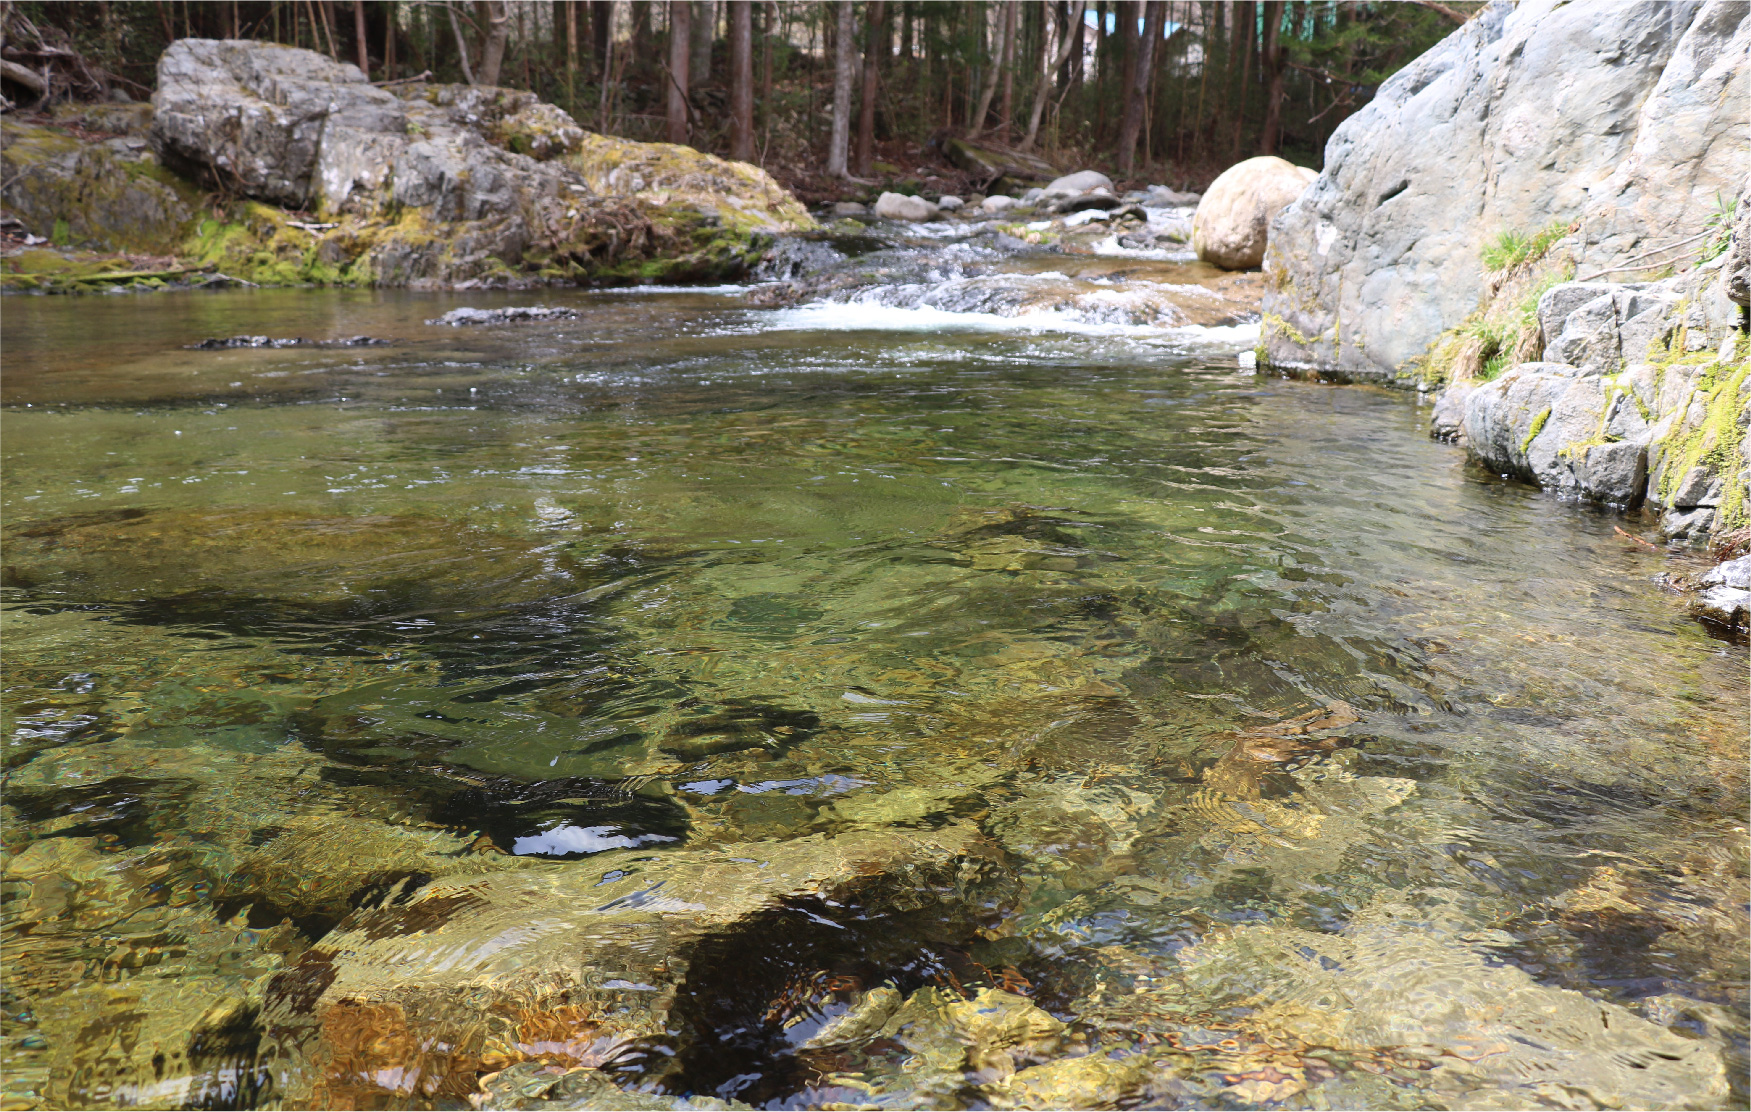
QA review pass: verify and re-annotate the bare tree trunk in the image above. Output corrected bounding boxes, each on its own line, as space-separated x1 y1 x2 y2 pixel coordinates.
760 0 774 99
666 0 691 141
352 0 370 74
853 0 886 176
1117 0 1137 143
1116 0 1162 175
474 0 508 85
826 0 855 177
1256 0 1284 154
729 0 754 160
969 2 1005 134
1229 0 1252 159
1023 0 1084 149
591 0 613 70
690 0 714 88
447 0 476 82
566 0 579 80
996 2 1018 138
384 1 397 77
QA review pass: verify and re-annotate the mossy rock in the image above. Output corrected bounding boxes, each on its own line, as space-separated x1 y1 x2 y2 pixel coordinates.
0 120 202 255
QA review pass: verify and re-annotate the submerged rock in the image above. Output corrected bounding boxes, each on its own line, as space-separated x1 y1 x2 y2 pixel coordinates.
427 305 579 326
0 506 585 606
261 825 1012 1106
187 334 390 348
1191 156 1314 271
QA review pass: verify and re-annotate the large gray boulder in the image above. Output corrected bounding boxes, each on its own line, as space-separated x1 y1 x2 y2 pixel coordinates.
151 39 405 209
1261 0 1750 379
1446 245 1749 527
133 39 812 287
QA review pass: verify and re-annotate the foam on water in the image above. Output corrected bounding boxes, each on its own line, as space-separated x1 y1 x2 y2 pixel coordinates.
759 299 1174 336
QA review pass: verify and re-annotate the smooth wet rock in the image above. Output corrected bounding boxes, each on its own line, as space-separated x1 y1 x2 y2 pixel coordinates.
1694 585 1751 628
832 200 868 217
1145 186 1200 206
262 825 1011 1106
1429 382 1474 442
187 335 390 349
1700 553 1751 590
1662 505 1716 540
1052 191 1122 215
427 306 579 325
982 1054 1146 1110
1043 170 1114 197
1260 1 1749 378
874 191 940 222
0 507 583 607
937 194 965 211
1192 156 1315 270
473 1063 749 1109
982 195 1017 213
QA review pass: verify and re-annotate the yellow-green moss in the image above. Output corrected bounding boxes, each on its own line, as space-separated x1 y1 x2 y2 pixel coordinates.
1655 359 1750 528
1522 407 1552 454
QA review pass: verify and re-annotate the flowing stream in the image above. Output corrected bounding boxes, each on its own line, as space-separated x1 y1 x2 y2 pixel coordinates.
2 222 1746 1111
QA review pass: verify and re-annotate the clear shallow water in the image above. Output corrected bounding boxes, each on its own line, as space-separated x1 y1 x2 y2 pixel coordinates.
1 260 1746 1111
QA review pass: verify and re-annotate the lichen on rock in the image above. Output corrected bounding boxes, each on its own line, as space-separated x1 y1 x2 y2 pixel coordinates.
3 39 812 292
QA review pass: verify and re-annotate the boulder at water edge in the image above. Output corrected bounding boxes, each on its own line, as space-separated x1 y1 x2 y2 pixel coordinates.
874 191 940 221
1259 0 1749 378
1043 170 1114 197
5 38 812 289
1191 155 1316 270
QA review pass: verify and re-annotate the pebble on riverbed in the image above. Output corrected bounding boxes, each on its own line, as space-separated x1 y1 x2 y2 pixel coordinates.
425 306 580 326
186 335 391 349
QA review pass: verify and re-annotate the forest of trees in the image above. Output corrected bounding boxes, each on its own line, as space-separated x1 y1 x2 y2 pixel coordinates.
1 1 1476 191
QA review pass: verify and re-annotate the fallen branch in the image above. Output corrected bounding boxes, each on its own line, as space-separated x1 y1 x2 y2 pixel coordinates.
0 58 47 94
372 70 432 87
71 264 215 283
1576 228 1713 282
1409 0 1469 23
1614 525 1658 549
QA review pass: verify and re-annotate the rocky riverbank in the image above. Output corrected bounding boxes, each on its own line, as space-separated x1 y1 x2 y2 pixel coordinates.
1255 0 1749 556
1 39 812 293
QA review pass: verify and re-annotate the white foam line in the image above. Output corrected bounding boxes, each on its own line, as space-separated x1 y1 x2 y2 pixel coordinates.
593 284 749 295
759 301 1170 336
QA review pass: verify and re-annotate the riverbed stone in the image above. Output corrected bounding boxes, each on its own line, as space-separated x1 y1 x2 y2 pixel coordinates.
1043 170 1114 197
1694 585 1750 627
261 825 1011 1105
874 191 940 221
1700 553 1751 589
1191 156 1315 270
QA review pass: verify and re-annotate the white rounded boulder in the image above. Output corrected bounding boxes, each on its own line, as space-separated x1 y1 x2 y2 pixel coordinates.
1192 156 1317 270
874 191 940 222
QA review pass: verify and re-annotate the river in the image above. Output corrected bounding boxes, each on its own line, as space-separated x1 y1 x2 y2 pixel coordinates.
2 222 1745 1110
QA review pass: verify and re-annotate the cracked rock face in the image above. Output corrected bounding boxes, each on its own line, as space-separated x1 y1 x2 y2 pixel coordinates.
134 39 812 287
1260 0 1749 379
